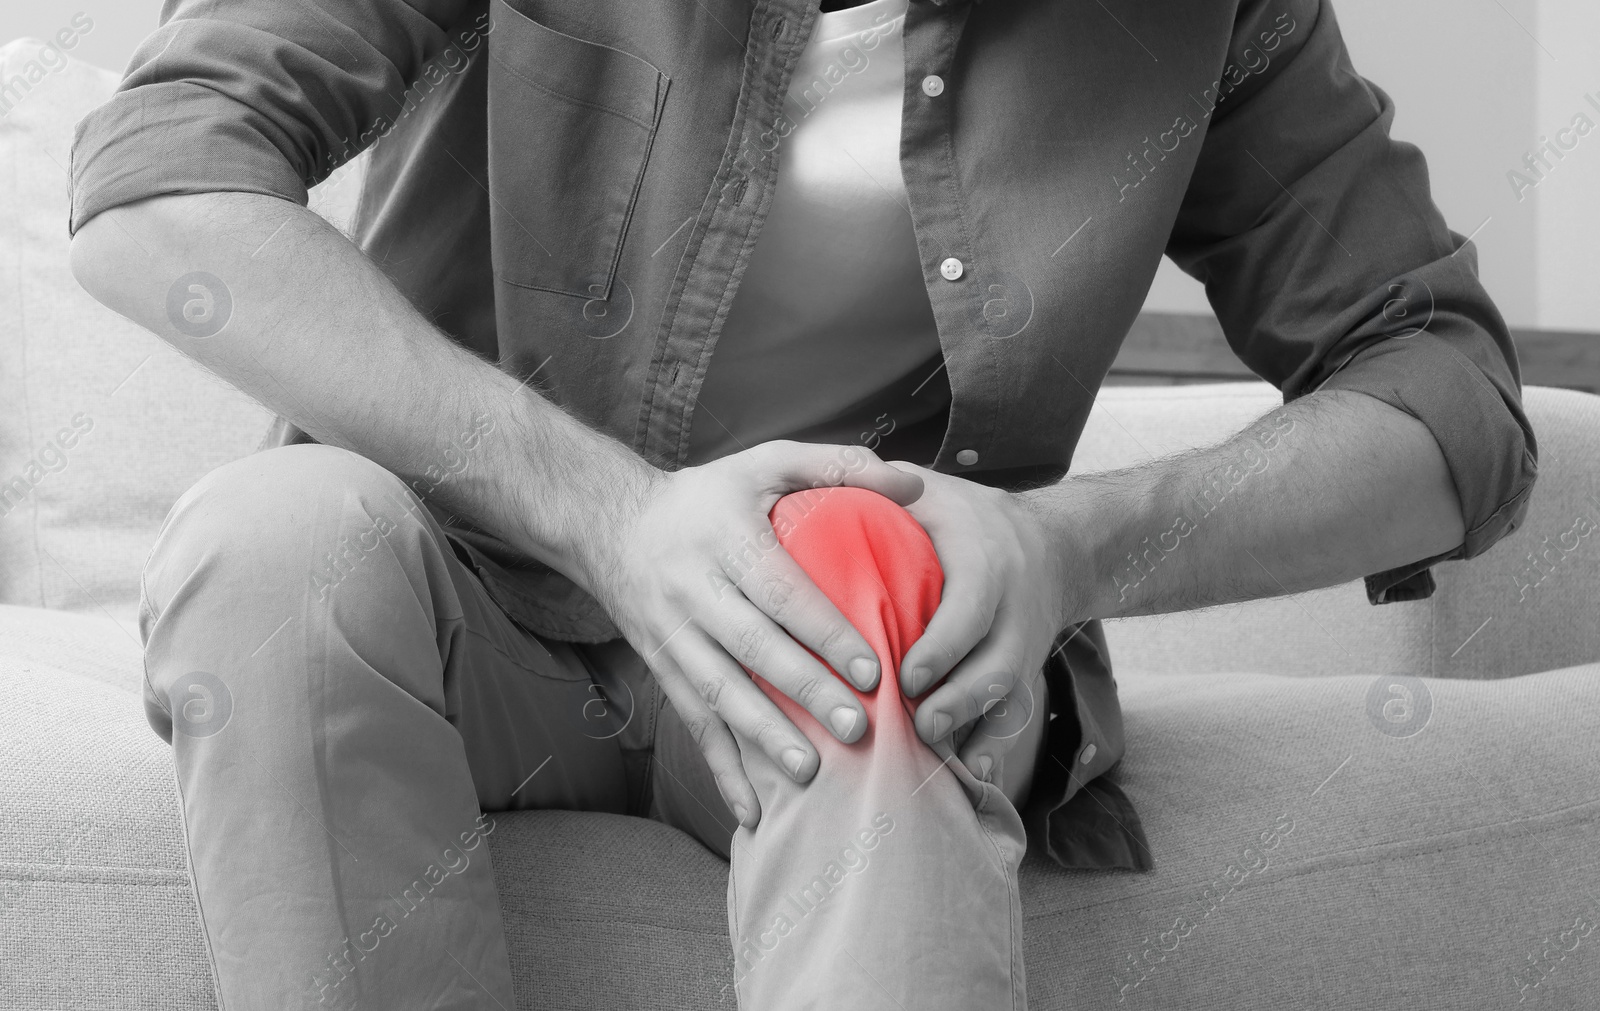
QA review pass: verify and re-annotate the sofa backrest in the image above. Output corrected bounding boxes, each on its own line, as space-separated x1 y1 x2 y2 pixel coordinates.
1082 384 1600 681
0 38 362 629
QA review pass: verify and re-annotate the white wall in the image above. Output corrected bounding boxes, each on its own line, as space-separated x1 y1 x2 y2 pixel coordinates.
5 0 1596 330
0 4 154 79
1532 0 1600 331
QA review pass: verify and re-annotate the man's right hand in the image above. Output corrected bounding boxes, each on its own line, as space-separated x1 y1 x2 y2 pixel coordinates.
569 440 924 829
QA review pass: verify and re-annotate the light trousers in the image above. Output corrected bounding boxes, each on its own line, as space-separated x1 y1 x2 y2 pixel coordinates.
139 445 1036 1009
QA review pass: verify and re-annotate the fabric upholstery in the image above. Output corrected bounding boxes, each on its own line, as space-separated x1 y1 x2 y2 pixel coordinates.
1025 664 1600 1009
0 605 212 1008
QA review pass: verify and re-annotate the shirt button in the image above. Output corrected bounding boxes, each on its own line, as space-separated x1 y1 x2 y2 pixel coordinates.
939 257 964 281
955 449 979 466
1080 743 1098 765
921 74 945 97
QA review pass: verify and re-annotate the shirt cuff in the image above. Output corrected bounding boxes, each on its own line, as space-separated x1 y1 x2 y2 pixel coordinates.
1314 331 1538 605
1027 620 1154 872
71 82 312 235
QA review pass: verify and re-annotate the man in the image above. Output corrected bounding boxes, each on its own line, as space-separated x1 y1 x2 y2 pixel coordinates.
67 0 1535 1006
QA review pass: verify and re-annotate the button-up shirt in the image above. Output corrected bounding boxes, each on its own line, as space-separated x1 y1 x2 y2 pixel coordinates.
70 0 1538 871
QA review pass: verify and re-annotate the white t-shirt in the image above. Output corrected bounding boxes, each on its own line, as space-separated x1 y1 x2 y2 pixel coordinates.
687 0 949 466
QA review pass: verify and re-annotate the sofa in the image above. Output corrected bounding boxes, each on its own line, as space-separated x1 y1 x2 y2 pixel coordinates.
4 37 1599 1010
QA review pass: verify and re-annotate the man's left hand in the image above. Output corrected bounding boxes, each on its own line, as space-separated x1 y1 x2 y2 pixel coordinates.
889 463 1086 781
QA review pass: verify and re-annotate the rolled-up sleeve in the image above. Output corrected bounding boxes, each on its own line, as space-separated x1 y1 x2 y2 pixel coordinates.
1164 0 1538 604
69 0 478 234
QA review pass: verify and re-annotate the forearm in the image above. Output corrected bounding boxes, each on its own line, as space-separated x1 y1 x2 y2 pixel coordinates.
69 191 653 586
1022 390 1466 624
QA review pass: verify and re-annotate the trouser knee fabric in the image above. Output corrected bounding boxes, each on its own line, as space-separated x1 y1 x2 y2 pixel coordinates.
139 445 1031 1009
725 488 1028 1010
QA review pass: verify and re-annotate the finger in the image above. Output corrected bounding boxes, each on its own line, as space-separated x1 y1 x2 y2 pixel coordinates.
899 573 998 698
706 596 869 744
755 440 923 506
673 631 821 784
651 664 761 829
733 545 881 692
956 669 1043 781
914 637 1025 748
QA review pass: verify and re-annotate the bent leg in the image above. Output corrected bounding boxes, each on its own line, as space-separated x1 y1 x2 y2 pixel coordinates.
725 487 1031 1010
141 444 630 1010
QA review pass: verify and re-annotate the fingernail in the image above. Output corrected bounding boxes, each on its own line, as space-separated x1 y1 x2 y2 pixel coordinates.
829 707 859 740
716 774 751 826
848 656 879 690
928 711 952 740
781 747 808 779
905 665 932 696
975 754 994 782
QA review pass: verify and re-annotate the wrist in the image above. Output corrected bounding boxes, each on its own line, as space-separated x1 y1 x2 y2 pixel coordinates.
1013 482 1091 629
1015 474 1144 625
567 456 664 599
506 422 665 595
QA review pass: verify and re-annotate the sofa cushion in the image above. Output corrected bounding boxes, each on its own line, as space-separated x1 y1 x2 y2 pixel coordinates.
0 605 211 1007
6 603 1599 1009
1026 662 1600 1009
1082 383 1600 682
0 38 362 631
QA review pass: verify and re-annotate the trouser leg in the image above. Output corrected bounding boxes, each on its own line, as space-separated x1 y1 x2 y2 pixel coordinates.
140 444 631 1010
720 487 1032 1010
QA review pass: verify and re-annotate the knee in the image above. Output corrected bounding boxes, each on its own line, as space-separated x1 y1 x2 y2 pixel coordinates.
143 444 426 615
142 446 464 746
770 487 942 613
772 487 936 560
768 487 943 673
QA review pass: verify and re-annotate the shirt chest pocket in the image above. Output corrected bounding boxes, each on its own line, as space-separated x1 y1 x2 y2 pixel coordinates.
486 0 669 298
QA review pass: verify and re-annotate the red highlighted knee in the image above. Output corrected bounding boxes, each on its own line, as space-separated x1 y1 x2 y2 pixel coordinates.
768 487 942 700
